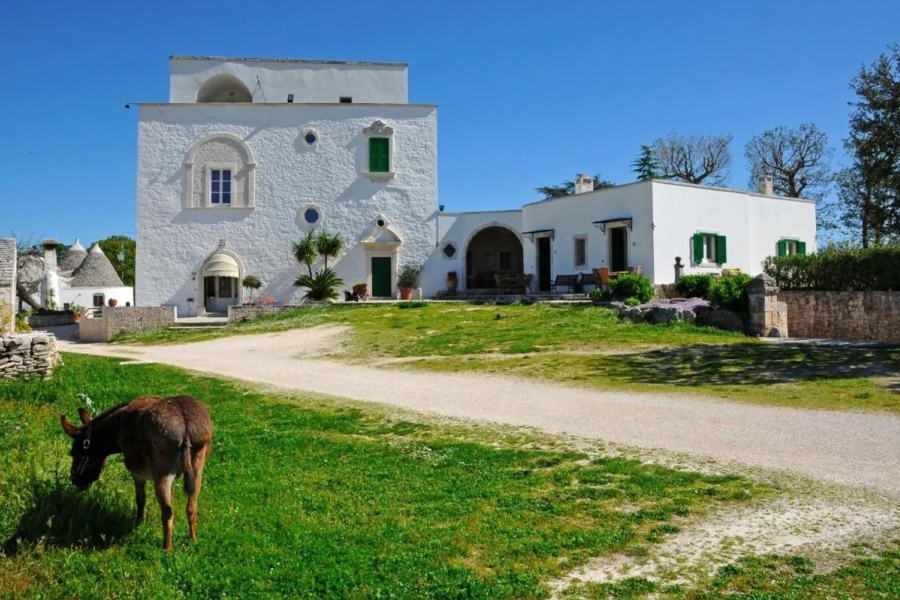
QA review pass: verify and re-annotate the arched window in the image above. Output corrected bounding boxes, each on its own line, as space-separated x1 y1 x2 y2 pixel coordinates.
184 134 256 209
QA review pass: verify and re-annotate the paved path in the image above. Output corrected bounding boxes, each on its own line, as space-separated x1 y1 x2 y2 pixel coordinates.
59 328 900 496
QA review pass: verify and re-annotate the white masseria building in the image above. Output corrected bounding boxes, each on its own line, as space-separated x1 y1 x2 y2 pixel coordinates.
136 56 816 315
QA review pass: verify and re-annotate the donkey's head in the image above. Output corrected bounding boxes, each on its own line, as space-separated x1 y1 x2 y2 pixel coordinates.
61 408 108 490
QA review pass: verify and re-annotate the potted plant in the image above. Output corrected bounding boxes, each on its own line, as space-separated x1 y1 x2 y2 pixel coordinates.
398 265 422 300
71 305 83 323
108 298 118 307
446 271 458 293
242 274 262 305
352 282 368 301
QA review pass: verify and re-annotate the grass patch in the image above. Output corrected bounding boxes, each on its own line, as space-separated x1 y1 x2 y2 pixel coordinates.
114 304 900 413
0 353 761 599
564 551 900 599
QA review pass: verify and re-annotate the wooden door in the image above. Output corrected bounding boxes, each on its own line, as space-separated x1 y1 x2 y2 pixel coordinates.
371 257 392 297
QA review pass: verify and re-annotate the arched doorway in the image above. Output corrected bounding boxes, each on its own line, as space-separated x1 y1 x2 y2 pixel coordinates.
201 252 241 314
464 226 524 290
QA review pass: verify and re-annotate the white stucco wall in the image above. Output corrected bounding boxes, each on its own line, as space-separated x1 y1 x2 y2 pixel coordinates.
136 104 437 315
651 181 817 284
60 286 134 309
522 183 656 284
170 57 409 104
433 211 529 292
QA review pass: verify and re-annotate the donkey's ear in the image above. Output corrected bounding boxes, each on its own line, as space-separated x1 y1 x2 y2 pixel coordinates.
77 407 91 427
61 415 79 438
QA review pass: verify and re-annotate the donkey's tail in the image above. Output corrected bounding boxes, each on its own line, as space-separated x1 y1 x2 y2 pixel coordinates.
182 436 196 496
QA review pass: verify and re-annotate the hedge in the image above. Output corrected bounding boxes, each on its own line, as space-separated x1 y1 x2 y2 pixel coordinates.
674 274 714 299
710 274 751 313
762 245 900 291
610 273 654 304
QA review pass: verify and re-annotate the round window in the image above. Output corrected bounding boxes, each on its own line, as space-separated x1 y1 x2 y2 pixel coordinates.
304 207 320 224
376 218 386 228
302 129 319 147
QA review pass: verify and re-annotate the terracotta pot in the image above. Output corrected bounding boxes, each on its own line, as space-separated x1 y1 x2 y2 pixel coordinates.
400 288 414 300
108 299 118 307
446 277 458 293
73 314 81 323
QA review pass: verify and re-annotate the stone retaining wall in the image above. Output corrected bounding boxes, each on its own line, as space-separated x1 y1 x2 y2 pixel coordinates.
228 305 305 323
1 332 60 379
29 313 76 328
779 291 900 343
79 306 177 342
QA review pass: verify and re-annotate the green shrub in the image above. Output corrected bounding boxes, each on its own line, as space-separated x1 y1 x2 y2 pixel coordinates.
624 297 642 307
763 245 900 291
588 288 611 302
674 274 714 299
610 273 654 303
710 274 751 313
295 268 344 301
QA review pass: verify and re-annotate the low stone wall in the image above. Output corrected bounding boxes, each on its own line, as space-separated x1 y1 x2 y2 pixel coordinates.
0 238 16 334
28 313 76 328
79 306 177 342
228 305 304 323
780 291 900 343
1 332 60 379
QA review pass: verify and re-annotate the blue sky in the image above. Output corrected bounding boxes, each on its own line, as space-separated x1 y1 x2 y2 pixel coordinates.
2 0 899 246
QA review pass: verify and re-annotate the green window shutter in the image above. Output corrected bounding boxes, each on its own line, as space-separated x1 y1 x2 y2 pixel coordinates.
798 241 806 255
777 239 787 257
369 138 390 173
716 235 727 264
692 234 704 264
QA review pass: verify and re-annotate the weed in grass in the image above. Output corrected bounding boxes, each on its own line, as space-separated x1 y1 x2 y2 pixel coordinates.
0 354 762 599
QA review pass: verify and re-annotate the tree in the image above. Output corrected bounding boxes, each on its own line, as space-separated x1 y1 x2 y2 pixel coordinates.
631 144 661 181
314 230 344 268
652 133 733 186
744 124 833 201
840 44 900 246
535 173 616 200
292 229 318 277
95 235 136 286
242 274 262 304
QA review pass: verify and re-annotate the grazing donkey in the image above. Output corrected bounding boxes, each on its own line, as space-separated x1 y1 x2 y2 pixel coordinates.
61 396 213 551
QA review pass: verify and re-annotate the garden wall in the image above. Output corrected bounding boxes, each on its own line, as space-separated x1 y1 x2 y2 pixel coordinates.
779 291 900 343
1 332 60 379
79 306 177 342
0 238 16 334
28 313 76 327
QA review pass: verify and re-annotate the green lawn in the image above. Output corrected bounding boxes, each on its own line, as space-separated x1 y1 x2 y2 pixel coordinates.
116 304 900 414
0 354 760 600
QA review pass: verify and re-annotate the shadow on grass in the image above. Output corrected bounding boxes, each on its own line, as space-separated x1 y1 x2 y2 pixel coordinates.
2 478 137 556
595 344 900 387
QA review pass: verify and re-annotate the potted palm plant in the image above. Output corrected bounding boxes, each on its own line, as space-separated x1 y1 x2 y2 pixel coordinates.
398 265 422 301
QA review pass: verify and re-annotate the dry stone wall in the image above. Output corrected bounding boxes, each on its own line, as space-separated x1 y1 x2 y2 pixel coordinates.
79 307 177 342
1 332 60 379
780 291 900 343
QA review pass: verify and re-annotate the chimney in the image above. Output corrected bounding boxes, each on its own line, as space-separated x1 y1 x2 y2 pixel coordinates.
757 175 774 195
42 238 60 274
574 174 594 194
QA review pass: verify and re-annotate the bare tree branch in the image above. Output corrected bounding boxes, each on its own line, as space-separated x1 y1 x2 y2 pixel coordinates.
744 124 833 201
652 133 733 186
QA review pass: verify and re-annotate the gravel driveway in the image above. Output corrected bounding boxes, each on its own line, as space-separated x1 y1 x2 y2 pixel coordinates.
60 327 900 497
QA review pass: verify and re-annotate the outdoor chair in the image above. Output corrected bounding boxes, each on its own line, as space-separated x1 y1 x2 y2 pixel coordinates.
634 265 643 277
550 274 580 294
594 267 611 290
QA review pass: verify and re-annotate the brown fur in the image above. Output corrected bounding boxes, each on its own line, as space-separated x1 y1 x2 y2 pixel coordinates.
61 396 213 551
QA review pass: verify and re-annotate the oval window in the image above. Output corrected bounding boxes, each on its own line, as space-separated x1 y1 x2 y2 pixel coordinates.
304 207 320 224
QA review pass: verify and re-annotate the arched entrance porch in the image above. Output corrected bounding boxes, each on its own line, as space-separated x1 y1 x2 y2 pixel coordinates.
464 225 525 290
201 252 242 314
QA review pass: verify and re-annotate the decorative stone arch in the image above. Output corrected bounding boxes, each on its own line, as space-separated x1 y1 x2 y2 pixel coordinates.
184 133 256 209
199 246 245 314
196 73 253 103
463 222 525 290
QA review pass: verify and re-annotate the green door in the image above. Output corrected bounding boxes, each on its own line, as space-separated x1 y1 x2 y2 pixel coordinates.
371 257 392 297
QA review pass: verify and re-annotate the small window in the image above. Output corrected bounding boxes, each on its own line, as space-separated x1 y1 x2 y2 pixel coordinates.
573 236 587 268
93 294 104 307
442 242 457 259
340 96 352 103
778 239 806 257
368 138 390 173
499 251 512 270
303 130 318 146
302 205 321 225
693 233 727 265
210 169 232 205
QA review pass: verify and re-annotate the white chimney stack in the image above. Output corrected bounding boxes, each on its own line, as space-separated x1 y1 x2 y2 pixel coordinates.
757 175 774 195
574 174 594 194
42 239 59 274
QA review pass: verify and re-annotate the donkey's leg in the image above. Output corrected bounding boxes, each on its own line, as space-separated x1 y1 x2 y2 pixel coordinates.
133 477 147 524
186 444 210 542
153 475 175 551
